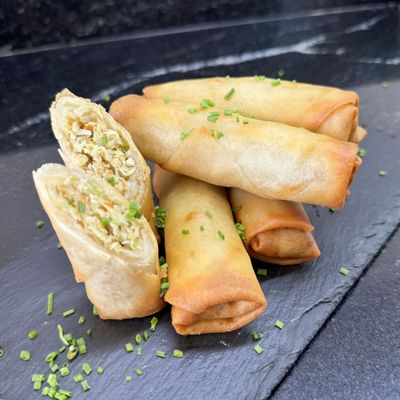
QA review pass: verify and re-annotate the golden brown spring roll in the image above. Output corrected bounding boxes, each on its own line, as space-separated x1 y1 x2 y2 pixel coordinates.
143 76 360 142
153 166 266 335
50 89 158 238
33 164 163 319
110 95 360 208
230 189 320 265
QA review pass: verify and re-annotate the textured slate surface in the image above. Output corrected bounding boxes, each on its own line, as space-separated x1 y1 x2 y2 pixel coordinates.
1 4 400 399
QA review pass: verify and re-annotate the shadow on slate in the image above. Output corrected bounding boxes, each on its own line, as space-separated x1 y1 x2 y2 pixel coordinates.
1 4 400 400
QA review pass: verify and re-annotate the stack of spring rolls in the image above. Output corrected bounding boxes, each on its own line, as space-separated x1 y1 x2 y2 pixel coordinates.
34 76 365 335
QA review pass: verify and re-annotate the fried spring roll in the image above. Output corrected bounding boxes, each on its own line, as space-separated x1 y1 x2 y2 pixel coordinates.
33 164 163 319
143 77 361 142
50 89 158 238
153 166 266 335
110 95 360 208
231 189 320 265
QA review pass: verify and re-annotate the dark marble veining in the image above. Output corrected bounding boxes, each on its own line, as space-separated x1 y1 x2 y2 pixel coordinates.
0 4 400 400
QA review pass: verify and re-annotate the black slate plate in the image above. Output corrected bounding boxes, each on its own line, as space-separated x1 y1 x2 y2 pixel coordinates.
1 4 400 400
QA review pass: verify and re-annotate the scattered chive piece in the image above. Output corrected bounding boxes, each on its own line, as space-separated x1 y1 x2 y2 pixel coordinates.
63 309 75 318
106 177 116 186
182 229 190 235
379 170 387 176
59 346 66 353
78 316 85 325
42 387 50 396
218 231 225 240
135 333 142 345
48 387 57 398
125 376 133 382
200 98 215 109
254 75 266 81
232 205 242 213
58 324 69 346
278 69 285 77
235 223 247 244
125 343 134 353
155 206 166 229
150 316 158 332
382 82 388 88
205 210 213 218
81 380 90 392
59 389 73 398
156 350 167 358
254 344 264 354
187 108 197 114
67 198 74 206
93 306 98 316
45 352 58 362
104 94 111 102
358 148 366 157
180 128 193 141
32 374 46 382
73 374 84 383
97 367 104 375
33 381 42 391
275 320 284 329
50 363 59 373
100 135 108 145
28 330 38 340
200 225 205 232
63 333 72 344
210 130 224 140
47 374 58 389
0 347 3 358
143 330 150 341
173 349 184 358
243 118 249 124
224 109 233 116
67 345 78 361
257 268 268 277
251 332 263 341
271 79 281 86
82 362 93 376
159 256 166 265
160 282 170 290
77 337 87 355
77 201 85 213
60 366 69 377
224 87 235 101
127 200 142 219
47 292 54 315
36 220 45 229
134 368 144 376
20 350 31 361
163 96 170 104
136 346 142 356
86 328 92 336
207 111 220 123
340 267 350 276
57 242 63 249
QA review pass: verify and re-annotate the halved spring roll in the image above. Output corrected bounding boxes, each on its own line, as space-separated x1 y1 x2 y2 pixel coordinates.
153 166 266 335
143 76 361 142
110 95 360 208
50 89 158 238
231 189 320 265
33 163 163 319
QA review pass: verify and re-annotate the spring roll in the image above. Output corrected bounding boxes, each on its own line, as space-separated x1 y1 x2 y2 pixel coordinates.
50 89 158 238
153 166 266 334
110 95 360 208
231 189 320 265
143 76 361 142
33 164 163 319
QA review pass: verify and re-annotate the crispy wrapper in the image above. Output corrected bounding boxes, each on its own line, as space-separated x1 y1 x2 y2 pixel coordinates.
110 95 360 208
50 89 158 239
143 76 362 142
153 166 266 335
33 164 163 319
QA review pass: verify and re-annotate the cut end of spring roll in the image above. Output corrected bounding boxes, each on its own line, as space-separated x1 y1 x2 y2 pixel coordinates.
50 88 159 239
154 166 266 335
33 163 164 319
230 189 320 265
111 95 360 208
349 126 368 144
143 76 359 142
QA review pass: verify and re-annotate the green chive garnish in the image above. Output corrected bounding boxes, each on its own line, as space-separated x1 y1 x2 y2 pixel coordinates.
136 346 142 356
81 380 90 392
340 267 350 276
173 349 184 358
180 128 194 141
277 69 285 78
257 268 267 277
159 256 166 265
33 381 42 391
218 231 225 240
224 109 233 116
100 135 108 145
47 373 58 389
60 366 69 377
57 324 69 346
63 309 75 318
143 330 150 341
45 351 58 362
182 229 190 235
200 225 205 231
379 170 387 176
82 362 92 376
59 389 73 398
156 350 167 358
271 79 281 86
48 388 56 397
200 98 215 109
254 75 266 81
20 350 31 361
78 316 85 325
0 347 3 358
135 333 142 345
104 94 111 102
251 332 263 341
163 96 170 104
254 344 264 354
127 200 142 219
207 111 220 123
97 367 104 374
28 330 38 340
77 201 85 213
125 343 134 353
243 118 249 124
57 242 63 249
36 220 45 229
50 363 59 373
155 206 166 229
134 368 144 376
125 376 133 382
32 374 46 382
106 177 116 186
210 130 224 140
77 337 87 355
232 205 242 213
160 282 170 290
150 316 158 332
41 387 50 396
47 292 54 315
224 88 235 101
275 320 284 329
67 345 78 361
205 210 213 218
63 333 72 344
235 223 247 244
187 108 197 114
73 374 84 383
93 305 98 316
86 328 92 336
358 148 366 157
67 198 74 206
59 346 66 353
382 82 388 88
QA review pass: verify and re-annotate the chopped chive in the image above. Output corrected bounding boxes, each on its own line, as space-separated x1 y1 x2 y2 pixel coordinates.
136 346 142 356
257 268 268 277
57 242 63 249
187 108 197 114
235 223 247 244
224 87 235 101
125 343 134 353
20 350 31 361
159 256 166 265
134 368 144 376
160 282 170 290
36 220 45 229
100 135 108 145
32 374 46 382
97 367 104 374
78 316 85 325
218 231 225 240
125 376 133 382
200 98 215 109
28 330 38 340
340 267 350 276
236 116 240 123
48 388 57 398
77 337 87 355
73 374 84 383
67 198 74 206
210 130 224 140
106 177 116 186
59 389 73 398
254 344 264 354
156 350 167 358
86 328 92 336
60 366 69 377
271 79 281 87
173 349 184 358
50 363 59 373
77 201 85 213
277 69 285 78
358 148 366 158
81 380 90 392
275 320 284 329
42 387 50 396
224 109 233 116
82 362 93 375
57 324 69 346
155 206 166 229
232 205 242 213
45 352 58 362
163 96 170 104
33 380 42 391
150 316 158 332
127 200 142 219
243 119 249 124
67 345 78 361
205 210 213 218
143 330 150 341
207 111 220 123
0 347 3 358
135 333 142 345
180 128 194 141
63 309 75 318
251 332 263 341
182 229 190 235
200 225 205 231
93 306 98 316
254 75 266 81
59 346 66 353
47 292 54 315
379 170 387 176
104 94 111 102
382 82 388 88
63 333 72 344
47 373 58 389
